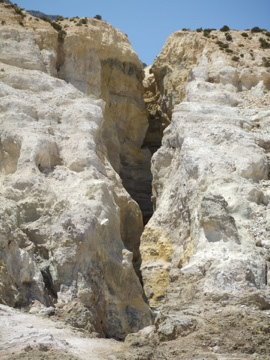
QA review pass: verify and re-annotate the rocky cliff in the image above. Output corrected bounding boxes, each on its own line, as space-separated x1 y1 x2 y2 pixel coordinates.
1 3 270 359
0 2 152 341
139 28 270 358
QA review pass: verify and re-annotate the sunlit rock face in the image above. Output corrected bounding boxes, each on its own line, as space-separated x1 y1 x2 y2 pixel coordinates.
140 29 270 355
0 3 152 339
1 2 270 357
56 11 153 228
141 28 270 308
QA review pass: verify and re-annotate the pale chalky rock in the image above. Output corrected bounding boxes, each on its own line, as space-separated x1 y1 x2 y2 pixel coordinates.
1 4 270 358
0 3 151 339
146 29 270 132
0 1 152 224
141 29 270 308
138 28 270 358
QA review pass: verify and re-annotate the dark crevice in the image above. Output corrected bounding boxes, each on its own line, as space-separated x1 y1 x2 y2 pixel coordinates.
118 118 164 300
56 32 66 74
117 66 171 289
41 266 58 300
120 68 170 226
120 161 153 226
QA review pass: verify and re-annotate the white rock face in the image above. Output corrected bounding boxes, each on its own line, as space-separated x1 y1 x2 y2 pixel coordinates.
0 62 151 337
0 4 151 339
141 30 270 311
2 4 270 357
56 19 149 174
135 31 270 359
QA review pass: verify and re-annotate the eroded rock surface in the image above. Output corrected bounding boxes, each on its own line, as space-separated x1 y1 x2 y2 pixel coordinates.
139 28 270 359
0 3 152 339
1 4 270 358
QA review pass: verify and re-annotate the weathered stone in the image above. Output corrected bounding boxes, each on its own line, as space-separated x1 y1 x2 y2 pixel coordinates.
1 6 270 359
0 4 151 339
139 29 270 359
141 29 270 312
125 325 157 347
156 313 197 341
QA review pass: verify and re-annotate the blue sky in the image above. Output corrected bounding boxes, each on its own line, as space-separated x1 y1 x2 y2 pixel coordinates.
15 0 270 64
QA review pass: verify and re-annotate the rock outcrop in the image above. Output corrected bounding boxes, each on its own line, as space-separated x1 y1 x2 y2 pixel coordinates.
1 3 270 358
139 28 270 358
0 3 152 339
56 15 153 225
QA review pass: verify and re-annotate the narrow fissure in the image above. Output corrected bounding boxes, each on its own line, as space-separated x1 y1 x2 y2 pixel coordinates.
40 266 58 300
52 28 158 336
52 28 172 338
115 66 173 309
120 66 170 228
120 158 153 226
